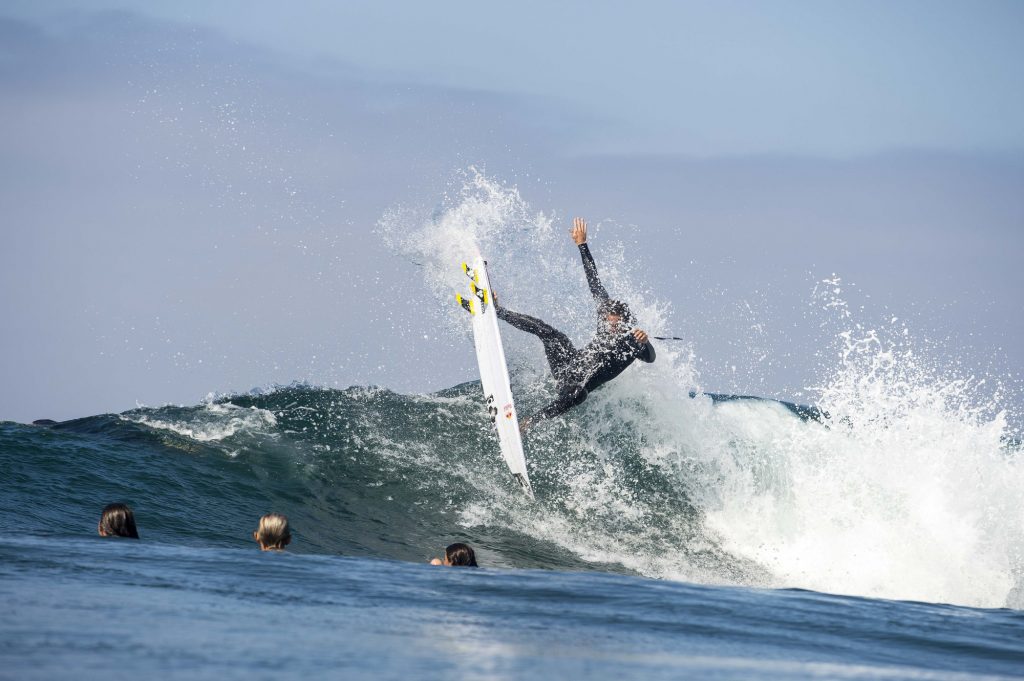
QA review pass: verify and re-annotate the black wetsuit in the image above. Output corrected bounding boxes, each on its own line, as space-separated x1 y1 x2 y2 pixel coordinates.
496 243 656 424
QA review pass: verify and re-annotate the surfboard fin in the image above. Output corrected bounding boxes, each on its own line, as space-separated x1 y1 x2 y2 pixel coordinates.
470 281 489 305
456 293 475 315
459 263 487 312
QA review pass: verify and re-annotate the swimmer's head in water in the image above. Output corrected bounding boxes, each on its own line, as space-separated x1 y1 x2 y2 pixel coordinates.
598 299 635 331
444 542 478 567
98 503 139 539
253 513 291 551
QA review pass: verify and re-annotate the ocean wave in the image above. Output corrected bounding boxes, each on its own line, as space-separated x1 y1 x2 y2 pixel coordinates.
6 376 1020 609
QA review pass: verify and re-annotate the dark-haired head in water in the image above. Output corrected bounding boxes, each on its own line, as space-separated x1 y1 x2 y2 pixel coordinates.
445 542 478 566
98 503 139 539
430 542 478 567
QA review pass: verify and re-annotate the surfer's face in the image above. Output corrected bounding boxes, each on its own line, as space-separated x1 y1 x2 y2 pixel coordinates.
604 313 623 332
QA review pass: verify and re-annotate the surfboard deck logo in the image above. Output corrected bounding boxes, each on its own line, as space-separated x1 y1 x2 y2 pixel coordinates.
456 258 534 499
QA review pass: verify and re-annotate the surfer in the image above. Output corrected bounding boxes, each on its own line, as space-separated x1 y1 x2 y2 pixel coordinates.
496 217 656 429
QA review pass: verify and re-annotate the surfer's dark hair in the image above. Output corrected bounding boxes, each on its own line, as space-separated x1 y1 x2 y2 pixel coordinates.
598 299 636 325
98 503 139 539
445 542 478 567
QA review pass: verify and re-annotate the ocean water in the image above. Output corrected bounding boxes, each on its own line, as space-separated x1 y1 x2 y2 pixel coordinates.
2 534 1023 681
4 176 1022 678
1 382 1022 680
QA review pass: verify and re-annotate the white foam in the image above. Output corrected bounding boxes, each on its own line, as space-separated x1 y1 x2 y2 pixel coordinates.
701 309 1024 607
124 401 278 442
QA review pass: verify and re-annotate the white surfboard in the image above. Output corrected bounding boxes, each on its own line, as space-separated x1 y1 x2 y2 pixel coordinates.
457 258 534 499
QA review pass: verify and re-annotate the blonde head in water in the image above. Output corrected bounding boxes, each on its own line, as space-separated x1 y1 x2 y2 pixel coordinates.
253 513 291 551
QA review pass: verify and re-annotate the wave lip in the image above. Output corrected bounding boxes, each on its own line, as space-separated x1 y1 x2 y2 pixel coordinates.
121 401 278 443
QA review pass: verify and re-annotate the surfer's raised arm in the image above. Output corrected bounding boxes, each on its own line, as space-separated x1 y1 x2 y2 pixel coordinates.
571 216 655 361
571 217 610 302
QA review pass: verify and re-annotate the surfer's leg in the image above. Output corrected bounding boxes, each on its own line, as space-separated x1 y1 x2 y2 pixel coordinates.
524 386 589 428
496 307 577 376
496 307 561 337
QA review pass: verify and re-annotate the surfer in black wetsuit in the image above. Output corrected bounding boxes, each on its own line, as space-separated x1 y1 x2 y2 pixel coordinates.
496 217 656 429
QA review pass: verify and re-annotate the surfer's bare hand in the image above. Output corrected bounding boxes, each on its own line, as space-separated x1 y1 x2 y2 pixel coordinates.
571 217 588 245
632 329 649 344
430 558 443 565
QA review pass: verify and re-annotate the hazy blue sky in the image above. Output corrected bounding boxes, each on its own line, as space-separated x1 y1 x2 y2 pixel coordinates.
7 0 1024 156
1 2 1022 422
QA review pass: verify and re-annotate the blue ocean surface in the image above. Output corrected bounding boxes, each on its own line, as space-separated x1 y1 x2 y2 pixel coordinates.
2 383 1022 679
3 535 1022 681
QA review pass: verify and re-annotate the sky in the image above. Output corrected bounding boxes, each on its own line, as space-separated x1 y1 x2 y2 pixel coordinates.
6 0 1024 157
1 2 1022 423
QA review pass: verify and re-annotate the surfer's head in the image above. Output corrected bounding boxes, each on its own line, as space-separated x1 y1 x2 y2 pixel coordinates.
598 299 635 332
444 542 478 567
253 513 291 551
98 503 139 539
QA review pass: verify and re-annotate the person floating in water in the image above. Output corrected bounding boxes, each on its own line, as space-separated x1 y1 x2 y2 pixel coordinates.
430 542 479 567
253 513 291 551
496 217 655 430
97 502 140 539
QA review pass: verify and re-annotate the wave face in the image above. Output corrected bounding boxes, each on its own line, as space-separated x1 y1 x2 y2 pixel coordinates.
3 376 1021 610
2 385 773 575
